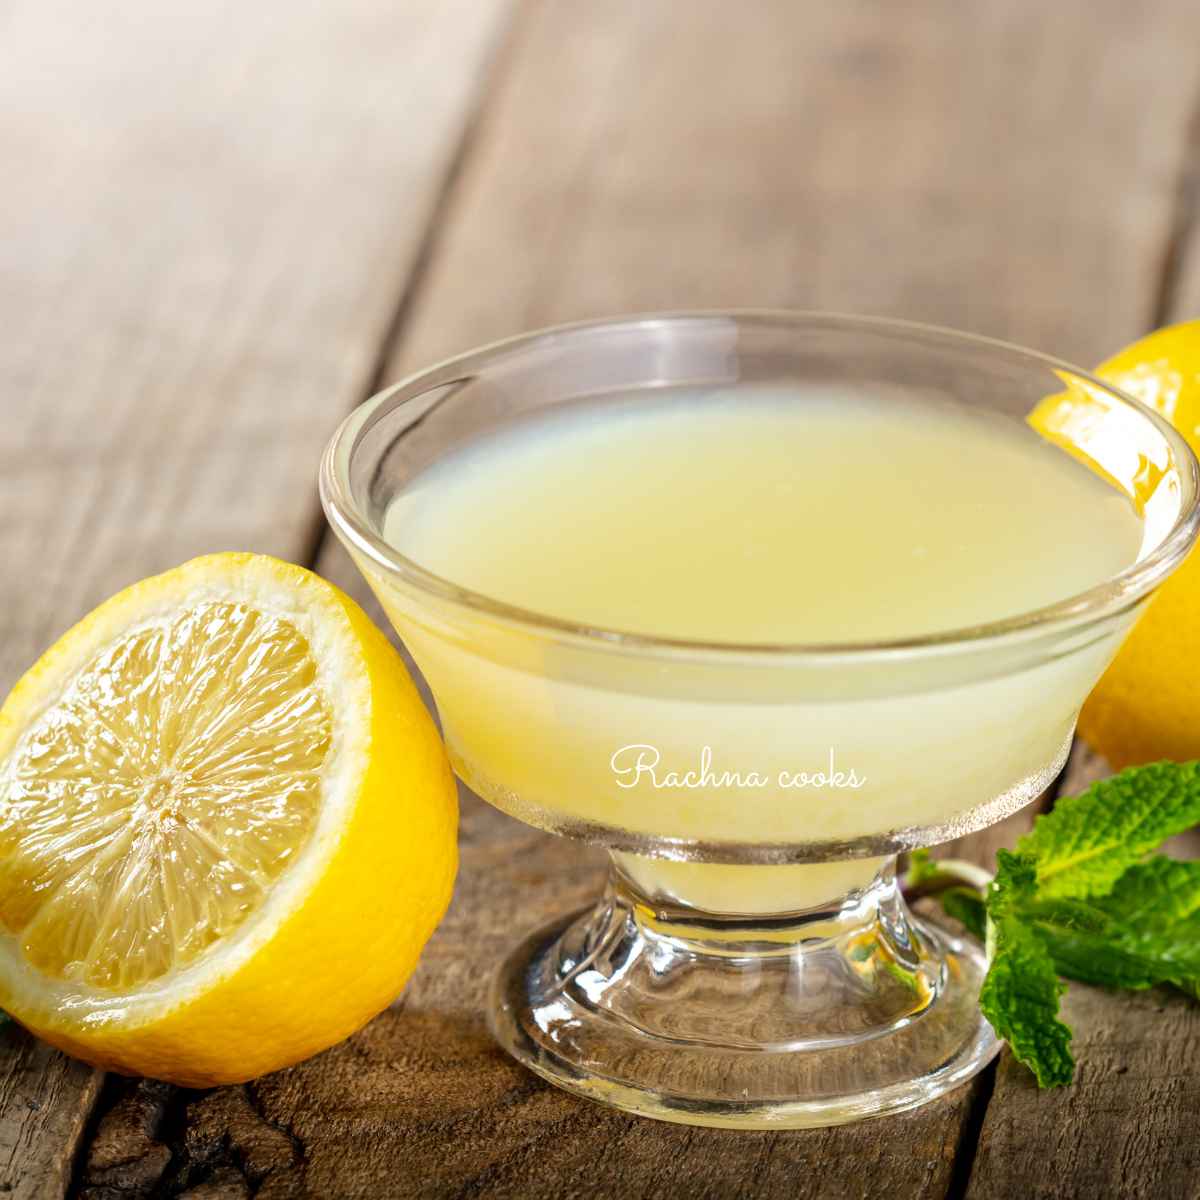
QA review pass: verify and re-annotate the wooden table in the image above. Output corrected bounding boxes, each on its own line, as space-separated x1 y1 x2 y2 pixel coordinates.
3 2 1199 1196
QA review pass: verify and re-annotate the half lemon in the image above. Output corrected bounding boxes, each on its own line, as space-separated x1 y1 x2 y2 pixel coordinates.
0 553 456 1085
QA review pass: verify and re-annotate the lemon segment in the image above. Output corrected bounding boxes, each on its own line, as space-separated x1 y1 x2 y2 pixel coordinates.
0 553 457 1085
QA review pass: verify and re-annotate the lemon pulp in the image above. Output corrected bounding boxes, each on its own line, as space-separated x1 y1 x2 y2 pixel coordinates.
0 602 330 991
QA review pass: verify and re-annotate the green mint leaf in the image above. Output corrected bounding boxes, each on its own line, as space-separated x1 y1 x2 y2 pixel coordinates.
980 912 1075 1087
979 851 1075 1087
990 848 1039 901
1035 925 1171 990
1092 857 1200 992
1023 861 1200 995
1026 896 1170 990
904 848 939 888
941 887 987 939
1015 761 1200 899
1096 855 1200 937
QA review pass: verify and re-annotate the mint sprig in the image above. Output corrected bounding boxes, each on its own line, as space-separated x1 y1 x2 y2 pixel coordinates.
905 761 1200 1087
1015 761 1200 899
980 852 1075 1088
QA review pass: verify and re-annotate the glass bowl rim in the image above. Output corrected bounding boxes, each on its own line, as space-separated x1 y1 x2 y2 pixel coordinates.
319 309 1200 663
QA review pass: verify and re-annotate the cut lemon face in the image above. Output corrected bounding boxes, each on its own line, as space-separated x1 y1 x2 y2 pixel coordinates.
0 553 457 1085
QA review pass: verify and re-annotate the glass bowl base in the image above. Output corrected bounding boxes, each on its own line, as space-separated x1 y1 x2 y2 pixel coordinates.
488 858 999 1129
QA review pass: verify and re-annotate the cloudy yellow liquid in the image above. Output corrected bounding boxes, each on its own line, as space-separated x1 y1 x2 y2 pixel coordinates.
366 387 1145 911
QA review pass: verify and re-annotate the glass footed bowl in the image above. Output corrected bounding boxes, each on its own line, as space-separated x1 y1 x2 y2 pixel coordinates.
320 312 1200 1128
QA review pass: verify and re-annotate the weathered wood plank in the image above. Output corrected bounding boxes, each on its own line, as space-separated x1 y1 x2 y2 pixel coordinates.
284 1 1200 1196
0 1029 101 1200
0 0 515 687
383 0 1196 372
0 0 515 1193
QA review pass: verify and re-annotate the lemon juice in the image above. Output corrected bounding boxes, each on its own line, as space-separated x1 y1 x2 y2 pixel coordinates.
368 386 1145 910
385 389 1141 642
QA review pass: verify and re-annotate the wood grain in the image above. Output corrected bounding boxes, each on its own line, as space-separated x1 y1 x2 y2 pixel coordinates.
0 0 515 1193
0 1029 101 1200
382 0 1199 373
0 0 514 687
290 1 1200 1196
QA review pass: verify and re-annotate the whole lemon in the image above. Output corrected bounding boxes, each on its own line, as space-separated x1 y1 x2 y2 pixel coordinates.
1076 321 1200 768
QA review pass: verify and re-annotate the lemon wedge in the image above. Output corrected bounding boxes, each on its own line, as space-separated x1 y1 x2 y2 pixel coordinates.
0 553 456 1085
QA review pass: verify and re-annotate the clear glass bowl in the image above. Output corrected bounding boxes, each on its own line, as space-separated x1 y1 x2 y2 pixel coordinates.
320 313 1200 1128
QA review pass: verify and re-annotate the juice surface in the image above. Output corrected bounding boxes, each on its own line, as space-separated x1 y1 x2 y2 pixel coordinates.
384 386 1143 643
370 385 1148 910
